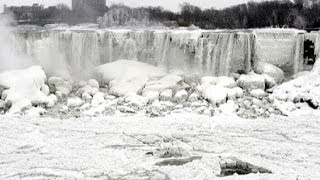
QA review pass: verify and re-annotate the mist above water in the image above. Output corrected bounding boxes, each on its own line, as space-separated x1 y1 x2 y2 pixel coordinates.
0 15 33 71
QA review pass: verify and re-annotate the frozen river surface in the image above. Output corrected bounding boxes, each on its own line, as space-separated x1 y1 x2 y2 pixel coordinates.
1 108 320 179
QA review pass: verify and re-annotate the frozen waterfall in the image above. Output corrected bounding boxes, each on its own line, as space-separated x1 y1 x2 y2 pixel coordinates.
7 27 316 79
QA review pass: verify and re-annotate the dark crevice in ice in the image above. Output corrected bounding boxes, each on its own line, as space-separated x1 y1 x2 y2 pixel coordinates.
219 158 272 177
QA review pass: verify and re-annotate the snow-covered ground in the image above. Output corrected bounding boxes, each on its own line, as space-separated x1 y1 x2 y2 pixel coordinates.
1 106 320 179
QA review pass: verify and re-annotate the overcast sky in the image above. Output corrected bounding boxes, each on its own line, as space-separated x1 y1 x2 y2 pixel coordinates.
0 0 265 12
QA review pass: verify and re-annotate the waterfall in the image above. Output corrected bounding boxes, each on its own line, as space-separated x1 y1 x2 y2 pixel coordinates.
253 29 306 75
8 27 312 79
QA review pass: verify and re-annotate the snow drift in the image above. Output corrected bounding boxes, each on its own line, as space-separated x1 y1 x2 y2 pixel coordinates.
0 66 50 113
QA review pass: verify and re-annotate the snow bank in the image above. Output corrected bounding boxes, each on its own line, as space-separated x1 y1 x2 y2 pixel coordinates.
273 59 320 108
0 66 50 113
95 60 166 96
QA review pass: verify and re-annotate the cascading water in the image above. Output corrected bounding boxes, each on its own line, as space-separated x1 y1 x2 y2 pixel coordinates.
6 26 315 79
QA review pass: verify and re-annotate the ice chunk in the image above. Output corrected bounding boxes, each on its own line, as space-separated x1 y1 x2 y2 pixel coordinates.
67 97 85 108
237 73 265 91
254 61 284 84
95 60 166 96
0 66 50 113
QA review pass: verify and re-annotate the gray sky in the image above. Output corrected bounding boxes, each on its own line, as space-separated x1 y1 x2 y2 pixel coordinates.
0 0 265 12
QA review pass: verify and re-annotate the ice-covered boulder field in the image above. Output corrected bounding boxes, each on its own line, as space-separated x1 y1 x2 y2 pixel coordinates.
0 57 318 118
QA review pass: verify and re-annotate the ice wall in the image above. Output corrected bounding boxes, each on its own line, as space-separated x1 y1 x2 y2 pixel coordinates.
10 28 254 79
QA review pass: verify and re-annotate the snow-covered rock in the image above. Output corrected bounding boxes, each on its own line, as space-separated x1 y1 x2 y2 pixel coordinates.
263 74 276 89
219 100 239 114
41 84 50 96
234 87 244 98
118 106 136 113
78 80 87 88
147 100 165 116
201 76 218 85
56 86 71 98
250 89 266 99
174 90 188 103
95 60 166 96
48 76 72 97
160 89 173 101
48 94 58 104
67 97 85 107
144 74 183 93
82 92 92 101
183 74 200 85
254 61 284 84
46 97 55 108
25 107 47 117
216 76 237 88
226 88 238 100
143 90 160 102
0 100 6 109
125 93 148 110
88 79 99 89
76 85 96 97
188 93 200 102
237 72 265 91
272 59 320 109
201 76 236 88
201 85 228 105
91 92 106 107
0 66 50 113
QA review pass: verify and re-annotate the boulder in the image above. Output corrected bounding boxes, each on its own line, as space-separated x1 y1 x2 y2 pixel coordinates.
216 76 237 88
78 81 87 88
143 90 160 102
200 76 236 88
25 107 47 117
188 93 200 102
263 74 276 89
226 88 237 100
88 79 100 89
250 89 266 99
67 97 85 107
237 73 266 91
76 85 98 97
254 61 284 84
233 87 244 98
82 92 92 101
125 93 148 110
183 74 201 85
118 106 136 113
95 60 166 96
91 92 106 107
48 76 72 93
144 74 183 93
160 89 173 101
48 76 65 90
174 90 188 103
147 100 165 116
201 76 218 85
201 85 228 105
56 86 71 97
219 100 239 114
41 84 50 96
0 66 50 113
